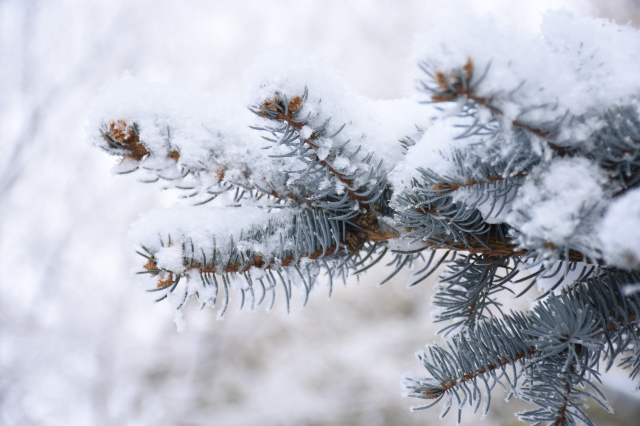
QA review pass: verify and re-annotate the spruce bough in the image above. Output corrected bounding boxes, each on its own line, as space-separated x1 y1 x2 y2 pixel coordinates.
89 12 640 425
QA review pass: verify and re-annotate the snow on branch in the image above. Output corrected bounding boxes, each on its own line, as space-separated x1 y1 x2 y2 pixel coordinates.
129 202 399 316
89 10 640 426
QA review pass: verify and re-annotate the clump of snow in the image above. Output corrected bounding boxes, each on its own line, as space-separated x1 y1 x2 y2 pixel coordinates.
623 284 640 295
599 187 640 268
332 156 354 173
299 125 313 139
316 146 330 161
248 266 266 280
127 202 295 269
388 116 478 197
155 245 186 274
506 157 607 254
87 73 287 199
244 47 436 175
315 138 333 161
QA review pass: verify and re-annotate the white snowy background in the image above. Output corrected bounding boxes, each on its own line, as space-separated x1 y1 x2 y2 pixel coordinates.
2 1 640 425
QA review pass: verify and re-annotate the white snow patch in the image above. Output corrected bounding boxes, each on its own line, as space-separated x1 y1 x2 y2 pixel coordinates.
507 157 607 250
599 187 640 268
155 245 186 274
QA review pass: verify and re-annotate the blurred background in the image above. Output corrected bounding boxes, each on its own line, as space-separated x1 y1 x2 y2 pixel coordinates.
2 1 640 425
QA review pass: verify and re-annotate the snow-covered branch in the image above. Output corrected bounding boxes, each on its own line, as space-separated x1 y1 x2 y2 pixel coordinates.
90 11 640 426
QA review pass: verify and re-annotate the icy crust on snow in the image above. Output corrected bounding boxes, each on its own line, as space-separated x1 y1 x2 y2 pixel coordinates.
127 202 296 273
245 47 434 175
88 74 285 193
411 11 640 132
599 188 640 268
506 157 608 256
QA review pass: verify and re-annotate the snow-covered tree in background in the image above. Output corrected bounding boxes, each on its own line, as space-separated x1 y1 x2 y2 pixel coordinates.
90 12 640 426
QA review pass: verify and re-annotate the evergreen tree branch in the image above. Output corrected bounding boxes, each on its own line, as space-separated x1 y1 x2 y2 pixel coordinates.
425 59 640 194
100 119 297 205
134 208 397 315
89 16 640 425
144 211 397 285
407 271 640 422
253 92 373 205
424 59 562 146
248 88 393 233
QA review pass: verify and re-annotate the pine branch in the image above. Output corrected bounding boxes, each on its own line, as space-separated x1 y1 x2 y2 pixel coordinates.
425 59 640 194
432 254 516 334
145 212 396 284
425 58 562 145
133 207 398 316
100 119 300 205
254 93 372 205
403 312 534 422
407 270 640 422
250 88 390 217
